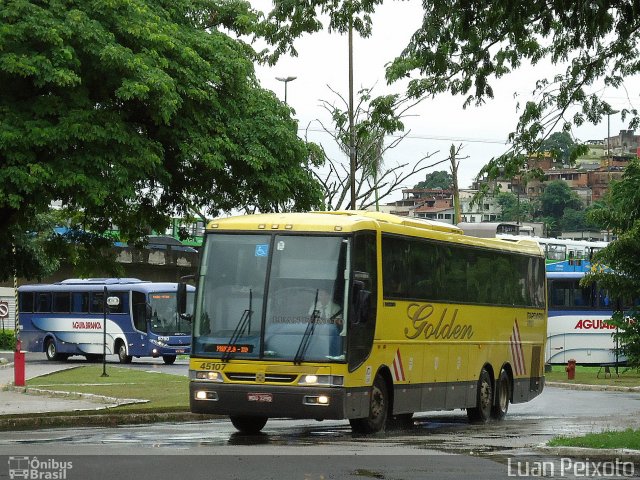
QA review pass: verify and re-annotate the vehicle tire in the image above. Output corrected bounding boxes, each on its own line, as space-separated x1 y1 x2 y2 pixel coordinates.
117 341 132 364
230 415 268 434
349 374 389 434
162 355 176 365
45 338 65 362
491 369 511 421
467 367 493 423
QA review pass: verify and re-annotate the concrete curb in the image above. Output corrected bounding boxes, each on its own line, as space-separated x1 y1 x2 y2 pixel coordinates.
546 381 640 392
535 445 640 462
0 411 219 432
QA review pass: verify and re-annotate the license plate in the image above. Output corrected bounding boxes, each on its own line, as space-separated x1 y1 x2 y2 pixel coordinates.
175 349 185 354
247 393 273 403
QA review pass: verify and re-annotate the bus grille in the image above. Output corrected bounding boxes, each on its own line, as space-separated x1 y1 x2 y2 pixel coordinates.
225 372 298 383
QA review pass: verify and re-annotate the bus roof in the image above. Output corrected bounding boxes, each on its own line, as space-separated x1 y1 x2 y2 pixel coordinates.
208 211 463 235
207 212 544 257
18 279 194 293
546 271 590 279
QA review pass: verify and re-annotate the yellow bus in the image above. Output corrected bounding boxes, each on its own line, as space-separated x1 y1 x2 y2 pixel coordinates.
184 211 547 434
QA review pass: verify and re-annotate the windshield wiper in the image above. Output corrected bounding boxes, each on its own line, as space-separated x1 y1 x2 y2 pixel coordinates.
222 289 253 362
294 289 319 365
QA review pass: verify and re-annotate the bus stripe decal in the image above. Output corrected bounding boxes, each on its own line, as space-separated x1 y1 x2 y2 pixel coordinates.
511 320 526 376
392 349 406 382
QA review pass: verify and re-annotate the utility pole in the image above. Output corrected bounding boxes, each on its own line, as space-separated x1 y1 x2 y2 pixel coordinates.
450 145 461 225
348 18 357 210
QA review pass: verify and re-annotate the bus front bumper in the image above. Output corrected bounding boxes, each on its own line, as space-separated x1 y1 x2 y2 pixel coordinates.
189 381 349 420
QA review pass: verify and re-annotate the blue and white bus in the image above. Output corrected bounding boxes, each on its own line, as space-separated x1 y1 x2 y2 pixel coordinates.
18 278 194 364
546 271 623 365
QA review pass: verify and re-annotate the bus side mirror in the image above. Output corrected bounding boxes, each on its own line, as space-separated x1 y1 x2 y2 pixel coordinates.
177 282 188 315
177 282 192 322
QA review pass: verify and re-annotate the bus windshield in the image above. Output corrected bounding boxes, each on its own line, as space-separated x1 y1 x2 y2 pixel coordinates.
193 234 348 362
149 291 193 335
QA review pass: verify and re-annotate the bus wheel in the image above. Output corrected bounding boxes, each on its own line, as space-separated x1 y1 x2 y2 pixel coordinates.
162 355 176 365
45 339 65 362
467 368 493 423
116 341 132 364
349 375 389 434
230 415 268 434
491 369 510 421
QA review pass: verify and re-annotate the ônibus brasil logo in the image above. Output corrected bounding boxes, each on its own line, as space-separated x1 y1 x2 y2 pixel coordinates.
8 456 72 479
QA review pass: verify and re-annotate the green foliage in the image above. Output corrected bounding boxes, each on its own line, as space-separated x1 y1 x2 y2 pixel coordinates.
540 181 583 219
384 0 640 163
496 192 533 223
540 132 588 165
585 160 640 301
0 0 323 281
415 171 452 190
0 330 16 351
606 310 640 370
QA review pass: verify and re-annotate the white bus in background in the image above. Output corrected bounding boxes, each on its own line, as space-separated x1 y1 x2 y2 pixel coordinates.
546 271 624 365
498 235 609 273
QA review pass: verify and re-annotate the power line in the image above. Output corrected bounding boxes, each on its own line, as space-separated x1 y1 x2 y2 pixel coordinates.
300 126 510 145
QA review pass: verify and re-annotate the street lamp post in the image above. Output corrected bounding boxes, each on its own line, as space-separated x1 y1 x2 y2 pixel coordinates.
276 76 297 105
606 109 620 158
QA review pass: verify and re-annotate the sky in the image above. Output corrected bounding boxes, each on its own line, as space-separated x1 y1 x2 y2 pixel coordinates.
250 1 639 202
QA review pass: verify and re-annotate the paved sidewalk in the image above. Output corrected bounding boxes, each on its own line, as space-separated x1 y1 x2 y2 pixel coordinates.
0 352 120 415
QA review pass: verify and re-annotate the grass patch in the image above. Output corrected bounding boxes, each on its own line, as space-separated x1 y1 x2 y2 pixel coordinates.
27 366 189 413
549 429 640 450
545 365 640 387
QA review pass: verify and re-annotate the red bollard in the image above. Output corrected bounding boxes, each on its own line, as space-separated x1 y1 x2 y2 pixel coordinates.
565 358 576 380
14 340 25 387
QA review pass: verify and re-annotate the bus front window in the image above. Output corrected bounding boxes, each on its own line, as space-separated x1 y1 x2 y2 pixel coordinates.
193 233 348 362
149 292 192 335
193 234 270 358
264 236 348 362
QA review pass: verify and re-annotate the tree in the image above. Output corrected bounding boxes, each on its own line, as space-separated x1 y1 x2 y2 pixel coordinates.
539 181 583 220
415 171 452 190
310 87 439 210
0 0 323 281
497 192 525 223
585 159 640 368
585 160 640 299
384 1 639 164
540 132 583 165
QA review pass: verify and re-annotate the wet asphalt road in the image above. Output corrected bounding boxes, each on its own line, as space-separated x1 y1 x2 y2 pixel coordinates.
2 354 640 479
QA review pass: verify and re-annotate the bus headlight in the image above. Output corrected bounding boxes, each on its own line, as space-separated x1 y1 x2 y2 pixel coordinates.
150 339 168 347
190 370 224 382
298 375 343 386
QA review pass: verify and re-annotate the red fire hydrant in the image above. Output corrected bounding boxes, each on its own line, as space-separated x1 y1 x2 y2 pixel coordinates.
14 339 25 387
566 359 576 380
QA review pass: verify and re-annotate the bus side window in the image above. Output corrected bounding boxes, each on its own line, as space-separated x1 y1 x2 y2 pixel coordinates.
109 293 127 314
36 293 51 313
20 292 34 313
90 292 104 313
52 292 71 313
71 292 89 313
